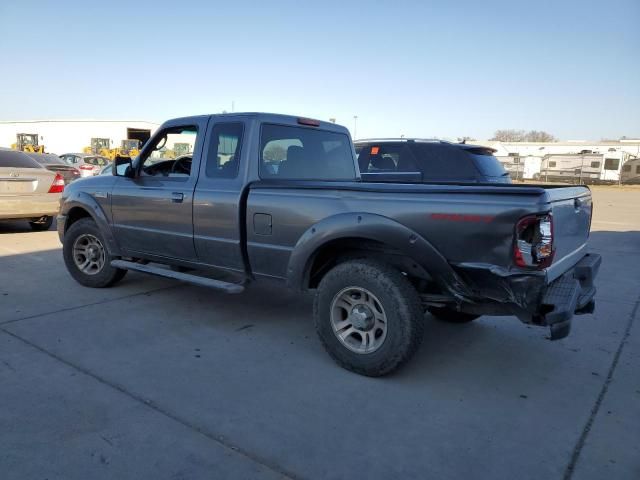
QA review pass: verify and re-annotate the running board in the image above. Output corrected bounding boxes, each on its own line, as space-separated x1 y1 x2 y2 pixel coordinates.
110 260 245 294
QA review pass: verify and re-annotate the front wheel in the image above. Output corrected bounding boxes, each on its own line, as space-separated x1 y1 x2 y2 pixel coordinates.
63 218 127 288
314 259 424 377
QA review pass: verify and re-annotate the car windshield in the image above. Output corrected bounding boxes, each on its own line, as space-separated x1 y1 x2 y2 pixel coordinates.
86 156 109 166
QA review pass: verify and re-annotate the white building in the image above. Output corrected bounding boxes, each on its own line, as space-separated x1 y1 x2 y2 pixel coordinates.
0 119 161 155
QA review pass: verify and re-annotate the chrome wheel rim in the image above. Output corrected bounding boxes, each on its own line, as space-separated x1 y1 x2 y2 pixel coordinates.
72 234 106 275
330 286 388 354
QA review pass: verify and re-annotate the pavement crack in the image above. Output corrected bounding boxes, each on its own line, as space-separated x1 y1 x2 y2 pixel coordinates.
562 294 640 480
0 284 179 327
0 327 300 480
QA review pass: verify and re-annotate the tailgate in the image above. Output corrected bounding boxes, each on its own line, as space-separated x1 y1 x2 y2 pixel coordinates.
547 186 593 281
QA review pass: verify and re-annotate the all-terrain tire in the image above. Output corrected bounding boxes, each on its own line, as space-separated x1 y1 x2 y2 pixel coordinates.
63 218 127 288
314 259 424 376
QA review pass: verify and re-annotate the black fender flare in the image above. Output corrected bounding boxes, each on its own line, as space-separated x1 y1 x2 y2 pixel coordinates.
286 212 473 299
59 191 121 256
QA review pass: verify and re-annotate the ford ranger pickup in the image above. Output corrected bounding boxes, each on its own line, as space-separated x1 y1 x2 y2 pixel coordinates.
57 113 600 376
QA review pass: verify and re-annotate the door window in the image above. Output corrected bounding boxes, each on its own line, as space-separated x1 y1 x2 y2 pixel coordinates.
140 126 198 177
206 122 244 178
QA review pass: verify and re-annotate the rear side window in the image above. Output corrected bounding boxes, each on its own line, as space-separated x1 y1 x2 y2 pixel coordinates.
0 150 42 168
408 144 479 180
206 122 244 178
356 143 418 173
466 148 507 178
260 124 355 180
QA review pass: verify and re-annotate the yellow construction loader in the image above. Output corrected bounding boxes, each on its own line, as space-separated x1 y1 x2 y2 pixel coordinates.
83 138 112 157
119 139 141 158
82 138 140 160
11 133 45 153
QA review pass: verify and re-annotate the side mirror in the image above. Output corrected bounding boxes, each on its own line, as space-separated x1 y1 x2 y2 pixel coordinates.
113 155 133 177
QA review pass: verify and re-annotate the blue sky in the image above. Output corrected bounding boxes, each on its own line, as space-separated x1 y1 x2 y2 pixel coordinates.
1 0 638 140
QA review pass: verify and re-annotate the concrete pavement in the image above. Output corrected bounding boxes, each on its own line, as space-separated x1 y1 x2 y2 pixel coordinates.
1 188 638 479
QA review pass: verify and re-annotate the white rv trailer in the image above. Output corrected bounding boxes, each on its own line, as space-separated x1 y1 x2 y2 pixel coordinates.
538 152 625 184
621 157 640 184
496 155 542 180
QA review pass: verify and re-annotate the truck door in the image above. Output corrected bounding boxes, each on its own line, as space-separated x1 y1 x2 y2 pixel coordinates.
111 119 207 260
192 118 247 270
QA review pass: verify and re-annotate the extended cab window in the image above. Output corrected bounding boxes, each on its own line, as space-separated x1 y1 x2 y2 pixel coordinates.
141 126 197 177
206 122 244 178
260 124 355 180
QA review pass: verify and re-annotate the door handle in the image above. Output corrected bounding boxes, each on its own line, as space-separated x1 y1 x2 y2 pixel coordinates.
171 192 184 203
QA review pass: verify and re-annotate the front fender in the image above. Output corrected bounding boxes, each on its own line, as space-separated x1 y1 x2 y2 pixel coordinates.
286 212 473 299
58 191 120 256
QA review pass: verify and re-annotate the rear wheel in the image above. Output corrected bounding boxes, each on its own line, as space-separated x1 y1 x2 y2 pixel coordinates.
428 307 480 323
29 216 53 231
63 218 127 288
314 259 424 377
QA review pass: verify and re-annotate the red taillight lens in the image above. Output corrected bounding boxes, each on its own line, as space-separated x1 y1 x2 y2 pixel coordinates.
79 164 93 170
514 213 554 269
48 173 65 193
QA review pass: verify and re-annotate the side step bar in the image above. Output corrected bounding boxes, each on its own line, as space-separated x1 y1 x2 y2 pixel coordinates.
110 260 245 294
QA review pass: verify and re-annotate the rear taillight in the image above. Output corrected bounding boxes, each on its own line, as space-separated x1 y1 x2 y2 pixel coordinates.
514 213 554 269
79 164 93 170
48 173 65 193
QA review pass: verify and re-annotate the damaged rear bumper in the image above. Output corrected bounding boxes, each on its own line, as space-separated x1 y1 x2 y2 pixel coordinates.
538 253 601 340
453 253 601 340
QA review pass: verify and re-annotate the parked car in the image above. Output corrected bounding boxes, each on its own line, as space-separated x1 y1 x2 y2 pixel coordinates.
59 153 110 177
57 113 599 376
26 152 81 184
355 139 511 183
0 148 65 230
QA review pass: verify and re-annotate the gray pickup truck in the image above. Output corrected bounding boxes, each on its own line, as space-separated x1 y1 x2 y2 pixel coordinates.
58 113 600 376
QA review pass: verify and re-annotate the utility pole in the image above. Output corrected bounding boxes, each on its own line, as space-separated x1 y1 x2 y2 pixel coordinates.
353 115 358 139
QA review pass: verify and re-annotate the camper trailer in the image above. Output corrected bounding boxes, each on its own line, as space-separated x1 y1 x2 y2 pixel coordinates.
621 157 640 184
497 155 542 180
537 152 625 184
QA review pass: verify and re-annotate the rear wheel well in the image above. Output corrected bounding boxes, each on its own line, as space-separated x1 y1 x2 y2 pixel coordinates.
306 237 432 291
65 207 92 232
